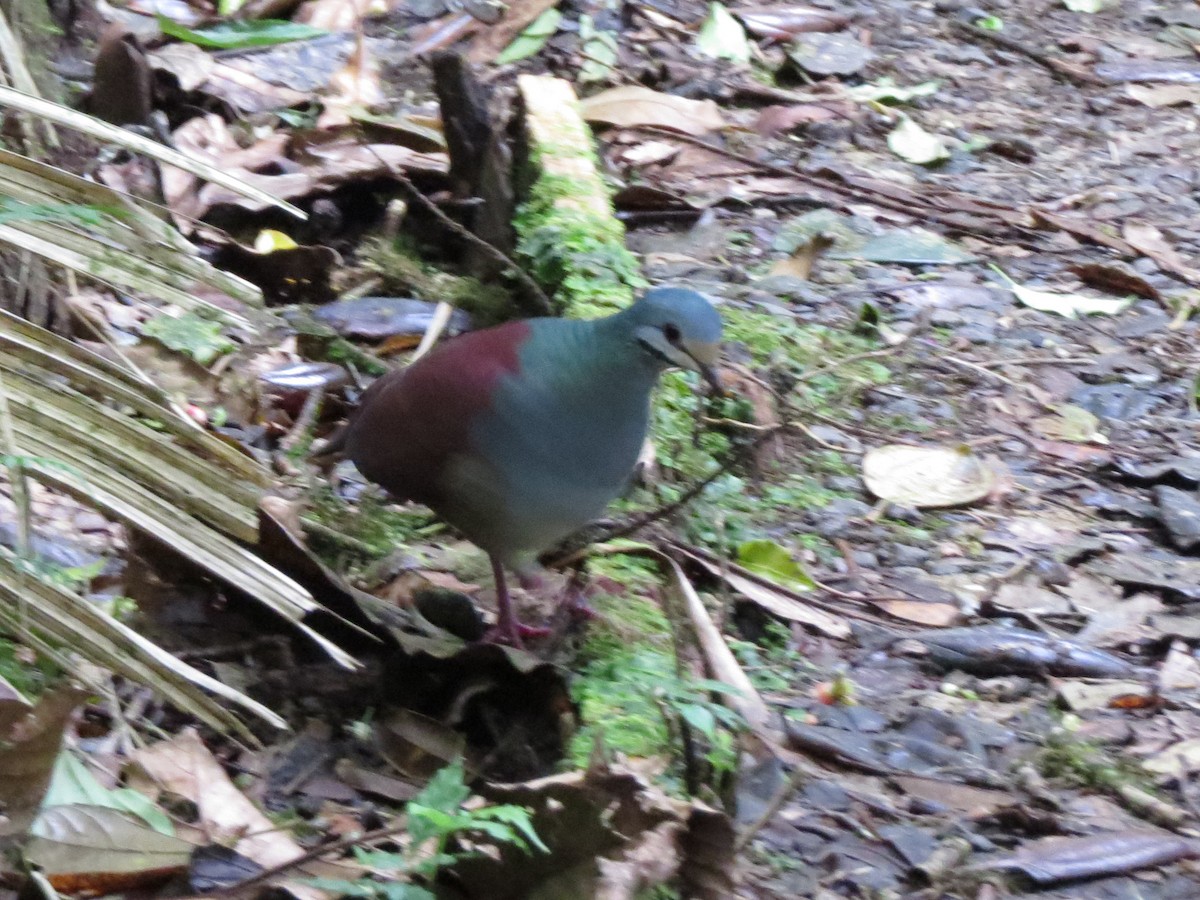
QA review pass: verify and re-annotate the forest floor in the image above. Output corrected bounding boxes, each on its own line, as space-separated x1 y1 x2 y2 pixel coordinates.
8 0 1200 897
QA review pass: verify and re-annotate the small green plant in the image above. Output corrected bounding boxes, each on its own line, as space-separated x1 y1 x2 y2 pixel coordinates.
1039 728 1153 794
572 628 744 790
309 760 546 900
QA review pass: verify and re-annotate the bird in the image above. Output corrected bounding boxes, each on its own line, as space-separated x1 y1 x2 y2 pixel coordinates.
338 286 723 646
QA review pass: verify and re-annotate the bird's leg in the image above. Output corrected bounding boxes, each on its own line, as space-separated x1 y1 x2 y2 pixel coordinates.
484 557 551 646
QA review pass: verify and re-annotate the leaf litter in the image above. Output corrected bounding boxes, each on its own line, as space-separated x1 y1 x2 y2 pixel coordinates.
11 0 1200 895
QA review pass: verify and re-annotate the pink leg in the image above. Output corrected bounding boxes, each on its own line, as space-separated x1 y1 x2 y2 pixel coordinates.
483 557 550 647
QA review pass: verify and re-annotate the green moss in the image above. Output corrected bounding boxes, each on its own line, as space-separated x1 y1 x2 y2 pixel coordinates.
569 591 675 767
0 639 58 699
514 161 645 316
303 485 434 570
360 235 514 326
1039 728 1155 794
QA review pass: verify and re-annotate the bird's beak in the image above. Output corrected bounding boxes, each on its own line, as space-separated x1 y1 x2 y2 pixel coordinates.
681 340 724 395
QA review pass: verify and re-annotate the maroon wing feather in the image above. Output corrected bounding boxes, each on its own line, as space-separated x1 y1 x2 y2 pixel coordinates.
343 321 530 505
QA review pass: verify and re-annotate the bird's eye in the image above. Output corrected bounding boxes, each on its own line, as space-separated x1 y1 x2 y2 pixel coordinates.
663 323 682 344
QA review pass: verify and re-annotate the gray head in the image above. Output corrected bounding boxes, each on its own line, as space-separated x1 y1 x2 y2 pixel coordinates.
623 287 723 387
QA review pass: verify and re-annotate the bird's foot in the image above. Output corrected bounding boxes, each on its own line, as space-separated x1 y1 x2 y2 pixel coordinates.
558 582 598 621
481 619 551 648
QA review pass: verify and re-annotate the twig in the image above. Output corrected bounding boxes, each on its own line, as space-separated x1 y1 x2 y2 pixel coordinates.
204 820 411 898
627 125 1020 237
279 386 325 454
365 145 554 315
734 764 807 853
975 356 1095 368
795 347 903 383
936 352 1024 389
947 19 1104 87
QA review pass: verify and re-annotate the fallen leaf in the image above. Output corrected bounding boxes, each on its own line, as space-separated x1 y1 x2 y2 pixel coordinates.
754 103 842 137
846 78 939 104
872 599 961 626
697 2 752 64
737 6 849 40
979 832 1199 884
1123 221 1200 282
1126 83 1200 106
789 32 872 75
1032 405 1105 443
1068 262 1160 299
737 539 815 591
27 805 192 890
580 86 726 135
887 115 949 165
676 545 850 638
128 728 335 897
862 444 1000 508
992 266 1132 317
495 7 562 64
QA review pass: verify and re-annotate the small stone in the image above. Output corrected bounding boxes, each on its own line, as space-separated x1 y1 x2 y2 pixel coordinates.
889 544 931 567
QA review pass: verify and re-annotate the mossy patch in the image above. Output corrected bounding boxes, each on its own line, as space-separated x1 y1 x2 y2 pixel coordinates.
360 235 514 326
569 589 675 766
1039 727 1156 794
0 638 58 699
514 164 644 317
304 485 434 572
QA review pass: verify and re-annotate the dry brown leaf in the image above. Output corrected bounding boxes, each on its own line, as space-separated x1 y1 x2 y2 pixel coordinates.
1123 222 1200 282
1126 83 1200 107
128 728 334 897
580 86 726 136
872 599 961 627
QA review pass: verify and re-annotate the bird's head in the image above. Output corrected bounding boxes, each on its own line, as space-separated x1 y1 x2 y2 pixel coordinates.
627 287 724 391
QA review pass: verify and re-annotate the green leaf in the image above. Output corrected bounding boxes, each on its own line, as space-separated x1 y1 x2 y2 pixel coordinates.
474 805 549 853
679 703 717 738
406 805 461 848
141 312 234 366
975 15 1004 29
42 753 175 835
737 539 816 591
381 885 436 900
578 15 619 83
697 3 751 64
411 758 471 814
157 16 327 49
496 8 562 65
